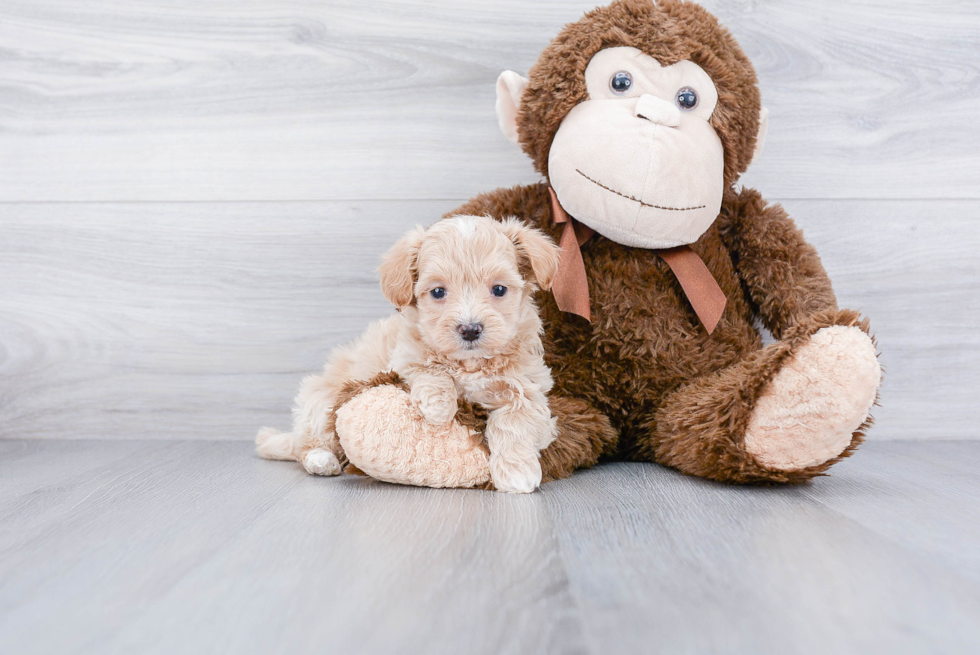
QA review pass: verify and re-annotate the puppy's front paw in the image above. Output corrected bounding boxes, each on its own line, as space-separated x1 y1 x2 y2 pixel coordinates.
490 452 542 494
534 416 560 451
302 448 342 476
415 391 458 426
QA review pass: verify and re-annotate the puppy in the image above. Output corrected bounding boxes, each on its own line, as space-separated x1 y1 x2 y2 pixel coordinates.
256 215 562 493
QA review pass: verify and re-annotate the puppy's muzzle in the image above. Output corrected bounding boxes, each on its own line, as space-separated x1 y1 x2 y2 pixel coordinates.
457 322 484 342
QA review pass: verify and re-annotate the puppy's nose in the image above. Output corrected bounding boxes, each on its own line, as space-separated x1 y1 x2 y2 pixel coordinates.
457 322 484 342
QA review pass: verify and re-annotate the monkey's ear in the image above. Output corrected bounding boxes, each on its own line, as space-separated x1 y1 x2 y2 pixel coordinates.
750 107 769 167
496 71 529 145
500 218 561 291
378 226 425 309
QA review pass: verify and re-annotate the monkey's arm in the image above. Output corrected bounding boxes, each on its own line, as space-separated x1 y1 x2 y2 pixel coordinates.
718 187 839 339
446 183 555 235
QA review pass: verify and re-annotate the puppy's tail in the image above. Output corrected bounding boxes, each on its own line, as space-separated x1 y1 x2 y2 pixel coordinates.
255 427 300 461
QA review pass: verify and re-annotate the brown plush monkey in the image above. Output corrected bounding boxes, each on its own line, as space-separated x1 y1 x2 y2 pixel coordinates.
334 0 881 488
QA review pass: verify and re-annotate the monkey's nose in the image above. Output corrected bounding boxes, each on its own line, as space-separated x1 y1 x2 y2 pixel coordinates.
457 323 484 342
634 94 680 127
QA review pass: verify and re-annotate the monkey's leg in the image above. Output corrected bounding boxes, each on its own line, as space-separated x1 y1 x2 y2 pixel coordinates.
539 396 618 483
333 375 616 489
644 310 881 484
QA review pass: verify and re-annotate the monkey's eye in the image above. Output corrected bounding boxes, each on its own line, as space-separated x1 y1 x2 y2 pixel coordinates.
676 87 699 110
609 71 633 95
491 285 507 297
430 287 446 300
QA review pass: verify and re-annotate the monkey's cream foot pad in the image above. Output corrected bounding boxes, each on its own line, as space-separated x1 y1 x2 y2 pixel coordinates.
744 326 881 471
335 384 491 489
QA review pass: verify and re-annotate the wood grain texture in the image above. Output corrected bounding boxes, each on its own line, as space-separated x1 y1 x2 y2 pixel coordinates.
1 199 977 441
0 440 583 655
542 448 980 655
798 440 980 583
0 0 977 201
0 440 978 654
0 200 439 440
785 199 980 439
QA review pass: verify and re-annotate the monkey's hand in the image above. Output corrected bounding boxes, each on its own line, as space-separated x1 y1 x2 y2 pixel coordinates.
410 372 459 426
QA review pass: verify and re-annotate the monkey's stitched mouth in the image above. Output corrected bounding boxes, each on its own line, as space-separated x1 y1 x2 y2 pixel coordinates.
575 169 706 212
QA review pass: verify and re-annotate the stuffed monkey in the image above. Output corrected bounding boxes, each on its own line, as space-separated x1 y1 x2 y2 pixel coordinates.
335 0 881 488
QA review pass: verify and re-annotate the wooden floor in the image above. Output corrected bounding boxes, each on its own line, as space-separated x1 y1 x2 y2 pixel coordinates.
1 439 978 655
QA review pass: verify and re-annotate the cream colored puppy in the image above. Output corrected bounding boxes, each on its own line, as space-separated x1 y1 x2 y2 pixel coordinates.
256 215 562 493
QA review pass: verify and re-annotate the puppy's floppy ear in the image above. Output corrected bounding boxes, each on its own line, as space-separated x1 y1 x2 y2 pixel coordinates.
378 226 425 309
499 218 561 291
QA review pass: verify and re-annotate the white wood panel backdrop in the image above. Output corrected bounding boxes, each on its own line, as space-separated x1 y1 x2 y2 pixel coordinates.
1 0 978 441
2 0 979 201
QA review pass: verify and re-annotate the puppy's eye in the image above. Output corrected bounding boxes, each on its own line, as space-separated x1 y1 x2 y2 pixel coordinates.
676 87 698 110
491 285 507 297
430 287 446 300
610 71 633 95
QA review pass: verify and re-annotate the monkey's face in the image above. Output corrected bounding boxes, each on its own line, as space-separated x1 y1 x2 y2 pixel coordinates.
547 47 724 249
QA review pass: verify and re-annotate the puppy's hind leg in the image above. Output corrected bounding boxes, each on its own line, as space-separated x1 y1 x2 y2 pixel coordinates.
291 373 347 476
259 318 397 476
255 427 342 476
300 448 342 477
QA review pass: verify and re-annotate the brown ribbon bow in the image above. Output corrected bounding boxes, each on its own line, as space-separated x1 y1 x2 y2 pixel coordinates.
548 187 727 334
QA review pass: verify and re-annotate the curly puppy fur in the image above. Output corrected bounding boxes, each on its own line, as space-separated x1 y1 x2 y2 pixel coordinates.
256 215 565 493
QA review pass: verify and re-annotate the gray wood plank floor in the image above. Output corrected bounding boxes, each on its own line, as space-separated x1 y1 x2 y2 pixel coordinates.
1 439 978 655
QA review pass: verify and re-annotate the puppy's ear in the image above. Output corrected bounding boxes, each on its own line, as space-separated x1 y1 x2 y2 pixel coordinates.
500 218 561 291
379 226 425 309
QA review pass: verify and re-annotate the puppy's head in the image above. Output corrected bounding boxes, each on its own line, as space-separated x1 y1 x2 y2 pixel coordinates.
379 215 560 360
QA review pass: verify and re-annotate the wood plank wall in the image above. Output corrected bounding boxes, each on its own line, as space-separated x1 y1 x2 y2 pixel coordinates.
1 0 978 440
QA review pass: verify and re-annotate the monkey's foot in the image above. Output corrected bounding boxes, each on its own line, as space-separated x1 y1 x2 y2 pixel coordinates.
743 326 881 471
335 384 491 489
